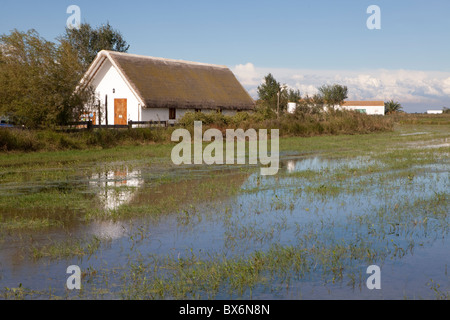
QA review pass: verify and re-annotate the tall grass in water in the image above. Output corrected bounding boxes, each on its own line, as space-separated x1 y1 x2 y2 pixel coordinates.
178 110 394 137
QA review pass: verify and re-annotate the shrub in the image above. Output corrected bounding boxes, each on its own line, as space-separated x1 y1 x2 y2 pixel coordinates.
0 128 41 152
0 109 395 153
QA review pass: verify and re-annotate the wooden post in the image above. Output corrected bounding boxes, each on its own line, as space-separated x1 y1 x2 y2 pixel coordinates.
105 95 108 127
97 101 101 128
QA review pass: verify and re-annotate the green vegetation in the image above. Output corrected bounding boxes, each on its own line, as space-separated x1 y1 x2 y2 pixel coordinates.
0 23 129 128
62 22 129 70
1 109 395 153
317 84 348 108
384 100 403 115
0 126 174 152
389 113 450 125
30 236 102 260
0 121 448 299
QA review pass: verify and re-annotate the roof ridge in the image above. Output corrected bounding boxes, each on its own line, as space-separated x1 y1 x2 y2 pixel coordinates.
81 50 255 110
101 50 229 69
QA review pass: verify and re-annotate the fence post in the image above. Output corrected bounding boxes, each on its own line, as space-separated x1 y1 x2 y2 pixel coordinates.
128 120 133 130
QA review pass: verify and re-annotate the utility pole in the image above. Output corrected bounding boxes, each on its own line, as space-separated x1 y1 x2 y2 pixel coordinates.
277 89 280 118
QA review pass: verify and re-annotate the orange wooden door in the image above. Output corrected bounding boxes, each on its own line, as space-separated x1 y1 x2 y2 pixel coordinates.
114 99 127 125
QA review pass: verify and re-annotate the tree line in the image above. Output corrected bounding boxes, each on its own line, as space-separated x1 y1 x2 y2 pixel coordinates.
256 73 405 116
1 23 408 129
0 23 129 128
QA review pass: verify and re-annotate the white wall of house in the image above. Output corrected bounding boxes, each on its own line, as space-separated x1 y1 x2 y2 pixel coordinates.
91 59 141 125
141 108 169 122
338 105 385 115
427 110 443 114
287 103 297 114
141 108 201 122
141 108 238 121
90 59 240 124
176 109 196 119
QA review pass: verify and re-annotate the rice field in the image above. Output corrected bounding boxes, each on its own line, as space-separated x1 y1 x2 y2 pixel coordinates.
0 123 448 300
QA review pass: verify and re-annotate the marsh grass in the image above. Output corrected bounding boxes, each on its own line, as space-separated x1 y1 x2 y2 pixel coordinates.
117 238 387 299
0 216 63 231
0 122 448 299
30 236 103 260
389 113 450 126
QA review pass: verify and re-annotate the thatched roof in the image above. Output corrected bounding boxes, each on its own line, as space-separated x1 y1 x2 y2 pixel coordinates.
87 50 255 110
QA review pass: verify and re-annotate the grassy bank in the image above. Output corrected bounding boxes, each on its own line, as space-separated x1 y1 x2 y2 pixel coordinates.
0 126 173 153
0 110 395 153
387 113 450 125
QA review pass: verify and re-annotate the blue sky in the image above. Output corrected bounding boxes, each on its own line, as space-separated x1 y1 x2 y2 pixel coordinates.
2 0 450 112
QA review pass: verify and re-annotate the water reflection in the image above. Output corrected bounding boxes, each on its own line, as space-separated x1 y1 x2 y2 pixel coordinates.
282 156 379 173
89 169 143 211
406 138 449 149
1 151 448 299
84 220 128 240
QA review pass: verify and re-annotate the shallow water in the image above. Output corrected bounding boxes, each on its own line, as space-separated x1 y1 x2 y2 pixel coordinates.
0 147 449 299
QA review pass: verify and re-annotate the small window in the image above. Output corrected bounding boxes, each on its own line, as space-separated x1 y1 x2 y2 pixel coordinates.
169 108 176 120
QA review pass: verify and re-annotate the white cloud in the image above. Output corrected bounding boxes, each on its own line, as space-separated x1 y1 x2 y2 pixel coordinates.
232 63 261 87
232 64 450 112
442 77 450 95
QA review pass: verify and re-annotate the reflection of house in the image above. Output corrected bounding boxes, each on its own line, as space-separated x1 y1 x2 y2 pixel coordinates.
338 101 385 115
90 169 143 211
78 50 255 125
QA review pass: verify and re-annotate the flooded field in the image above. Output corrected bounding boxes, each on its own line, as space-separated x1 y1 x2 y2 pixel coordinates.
0 124 449 300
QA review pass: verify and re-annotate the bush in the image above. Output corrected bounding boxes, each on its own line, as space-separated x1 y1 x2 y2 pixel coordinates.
0 128 40 152
175 109 393 138
0 109 395 153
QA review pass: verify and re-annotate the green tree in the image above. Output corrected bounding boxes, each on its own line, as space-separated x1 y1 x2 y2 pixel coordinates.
384 100 403 114
61 22 130 70
287 88 301 103
295 94 324 115
257 73 288 116
257 73 281 106
0 29 92 128
317 84 348 108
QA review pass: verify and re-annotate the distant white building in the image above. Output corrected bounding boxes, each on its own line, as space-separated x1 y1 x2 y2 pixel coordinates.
287 102 297 114
337 101 385 115
427 110 443 114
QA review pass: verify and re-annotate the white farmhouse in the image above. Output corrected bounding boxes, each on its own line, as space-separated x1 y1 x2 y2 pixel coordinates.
427 110 443 114
338 101 385 115
78 50 255 125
